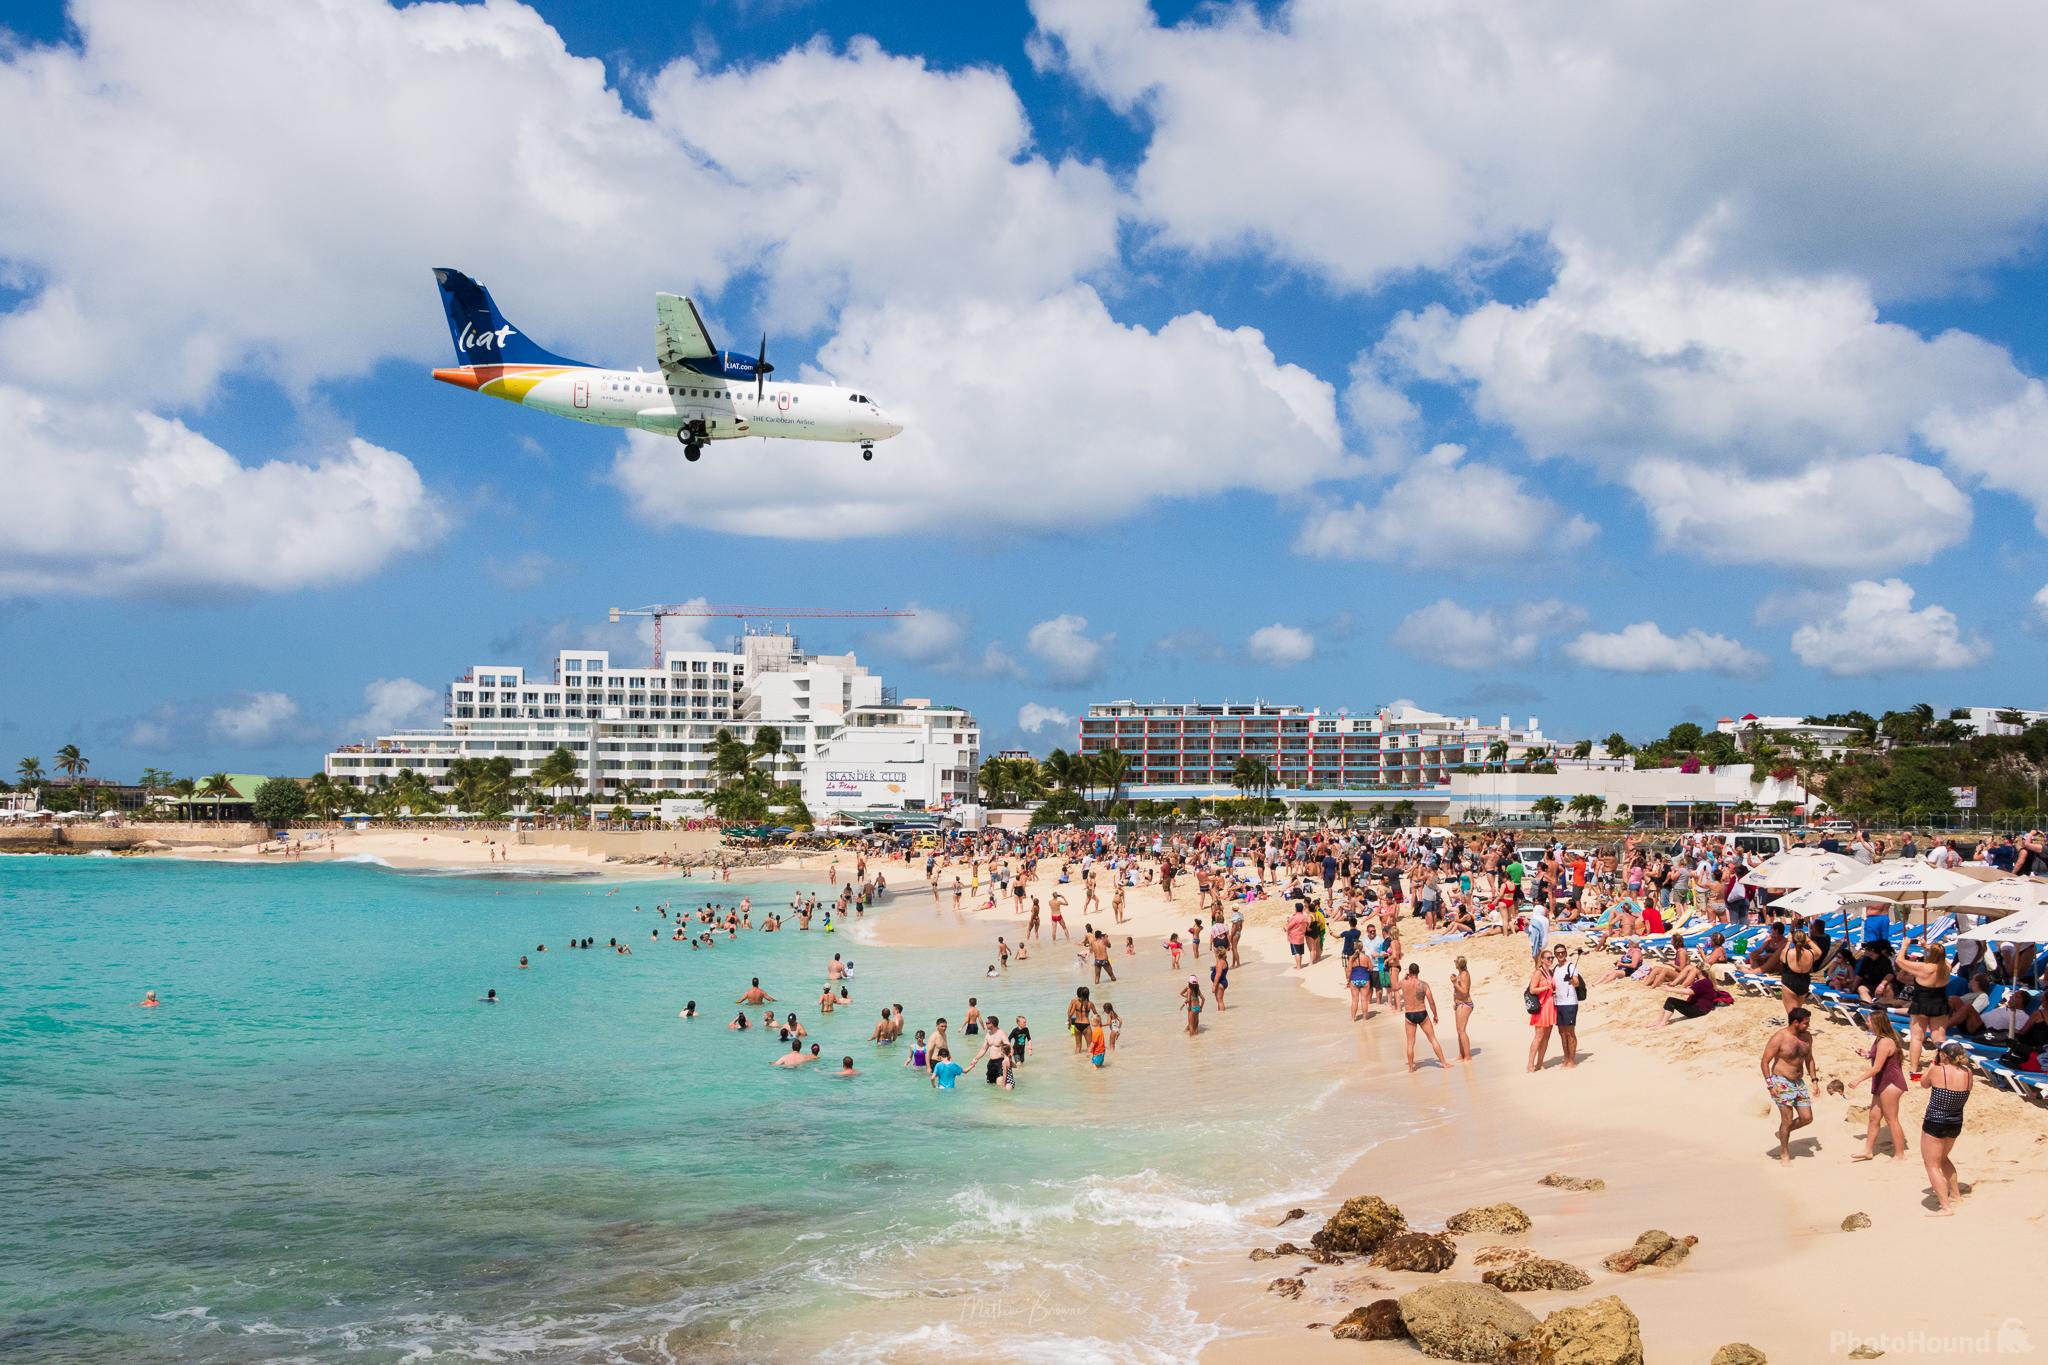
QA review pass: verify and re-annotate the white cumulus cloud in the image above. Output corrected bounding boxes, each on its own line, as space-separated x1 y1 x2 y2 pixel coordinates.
0 388 443 597
1392 599 1584 670
1626 455 1971 572
1026 613 1111 686
1788 579 1991 677
210 691 301 744
1017 702 1075 735
1032 0 2048 294
1294 444 1593 567
1564 622 1768 677
345 678 439 737
1246 624 1316 667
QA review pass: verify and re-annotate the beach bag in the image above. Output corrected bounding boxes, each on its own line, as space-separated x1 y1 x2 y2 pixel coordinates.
1523 989 1542 1015
1572 970 1590 1001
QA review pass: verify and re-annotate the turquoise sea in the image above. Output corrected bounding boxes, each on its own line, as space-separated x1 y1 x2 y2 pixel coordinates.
1 857 1405 1363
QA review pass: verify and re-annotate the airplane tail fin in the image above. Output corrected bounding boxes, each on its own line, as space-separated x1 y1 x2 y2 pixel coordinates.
433 268 587 367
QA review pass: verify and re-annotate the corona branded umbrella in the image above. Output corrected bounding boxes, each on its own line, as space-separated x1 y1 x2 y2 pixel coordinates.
1836 859 1977 933
1960 904 2048 944
1932 876 2048 917
1741 848 1858 889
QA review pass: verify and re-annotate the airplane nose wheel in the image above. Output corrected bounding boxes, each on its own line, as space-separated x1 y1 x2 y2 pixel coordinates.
860 442 874 462
684 443 702 462
677 422 707 462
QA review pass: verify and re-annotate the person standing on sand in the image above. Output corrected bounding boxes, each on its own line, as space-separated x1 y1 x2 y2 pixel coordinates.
1450 956 1474 1061
1345 943 1372 1022
1209 947 1230 1012
1918 1041 1972 1215
1549 945 1585 1069
1848 1011 1908 1162
1285 904 1309 969
1761 1008 1819 1163
1398 963 1448 1072
1526 959 1556 1072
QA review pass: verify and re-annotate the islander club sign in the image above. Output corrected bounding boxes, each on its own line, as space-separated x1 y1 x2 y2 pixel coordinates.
824 768 907 799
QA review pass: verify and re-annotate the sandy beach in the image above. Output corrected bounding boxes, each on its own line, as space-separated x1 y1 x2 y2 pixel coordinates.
867 864 2045 1364
79 834 2047 1361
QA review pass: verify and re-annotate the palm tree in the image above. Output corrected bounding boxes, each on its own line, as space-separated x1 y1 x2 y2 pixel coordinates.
55 744 87 782
1044 748 1084 796
749 725 784 781
711 729 754 785
304 772 343 822
1602 732 1632 759
17 756 44 788
1486 740 1509 771
1092 748 1132 810
534 746 581 805
1531 795 1564 824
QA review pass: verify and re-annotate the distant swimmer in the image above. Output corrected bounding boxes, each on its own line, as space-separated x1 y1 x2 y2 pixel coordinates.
481 989 499 1004
680 1000 697 1019
738 978 776 1005
772 1040 813 1068
838 1056 858 1077
136 991 159 1008
519 955 529 969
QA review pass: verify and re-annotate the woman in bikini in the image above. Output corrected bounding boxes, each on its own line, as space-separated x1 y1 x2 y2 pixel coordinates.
1450 955 1474 1061
1181 977 1204 1035
1345 943 1373 1022
1210 948 1230 1012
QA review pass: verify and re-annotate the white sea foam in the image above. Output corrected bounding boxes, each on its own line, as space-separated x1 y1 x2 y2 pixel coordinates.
332 854 394 867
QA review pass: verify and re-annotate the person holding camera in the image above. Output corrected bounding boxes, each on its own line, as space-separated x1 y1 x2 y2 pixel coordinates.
1550 944 1587 1069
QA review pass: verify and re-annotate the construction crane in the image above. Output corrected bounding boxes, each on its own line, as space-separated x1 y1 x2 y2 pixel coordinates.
607 603 915 668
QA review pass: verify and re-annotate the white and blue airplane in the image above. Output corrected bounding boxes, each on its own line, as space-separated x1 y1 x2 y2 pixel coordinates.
430 268 902 461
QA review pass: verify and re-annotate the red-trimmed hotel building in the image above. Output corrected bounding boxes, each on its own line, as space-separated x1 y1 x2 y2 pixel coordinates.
1077 701 1553 791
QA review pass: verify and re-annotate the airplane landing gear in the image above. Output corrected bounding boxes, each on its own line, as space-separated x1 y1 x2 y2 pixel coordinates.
860 442 874 461
677 418 709 463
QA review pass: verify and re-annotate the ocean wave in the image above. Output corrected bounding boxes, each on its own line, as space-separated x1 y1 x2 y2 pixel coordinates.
332 854 394 867
950 1169 1248 1236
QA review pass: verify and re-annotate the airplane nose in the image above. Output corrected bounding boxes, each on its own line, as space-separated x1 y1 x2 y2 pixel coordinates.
879 416 904 438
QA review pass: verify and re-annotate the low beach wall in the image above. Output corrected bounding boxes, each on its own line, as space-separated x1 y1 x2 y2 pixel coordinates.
0 822 270 853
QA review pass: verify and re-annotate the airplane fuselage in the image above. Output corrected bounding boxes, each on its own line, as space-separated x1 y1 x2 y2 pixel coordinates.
431 363 901 445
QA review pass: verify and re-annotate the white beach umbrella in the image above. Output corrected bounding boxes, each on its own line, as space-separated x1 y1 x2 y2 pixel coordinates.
1960 904 2048 944
1931 876 2048 916
1741 848 1858 889
1767 886 1862 918
1836 859 1978 929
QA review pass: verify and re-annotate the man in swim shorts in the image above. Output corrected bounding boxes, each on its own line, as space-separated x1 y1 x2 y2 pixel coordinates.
1760 1008 1818 1164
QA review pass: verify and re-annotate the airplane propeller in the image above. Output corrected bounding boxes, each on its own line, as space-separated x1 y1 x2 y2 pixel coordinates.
755 332 775 400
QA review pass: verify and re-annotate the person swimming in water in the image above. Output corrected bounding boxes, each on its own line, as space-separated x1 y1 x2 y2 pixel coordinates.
680 1000 697 1018
136 990 159 1008
481 989 498 1004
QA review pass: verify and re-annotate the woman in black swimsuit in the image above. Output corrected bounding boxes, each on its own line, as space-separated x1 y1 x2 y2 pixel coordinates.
1777 929 1820 1013
1897 947 1953 1079
1918 1042 1972 1216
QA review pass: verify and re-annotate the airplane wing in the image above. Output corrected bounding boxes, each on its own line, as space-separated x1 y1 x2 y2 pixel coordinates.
655 293 717 377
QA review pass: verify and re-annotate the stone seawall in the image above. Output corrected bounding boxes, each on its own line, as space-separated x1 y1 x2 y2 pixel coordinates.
0 822 269 853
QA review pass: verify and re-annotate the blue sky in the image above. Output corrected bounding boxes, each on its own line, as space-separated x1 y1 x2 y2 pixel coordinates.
4 0 2048 781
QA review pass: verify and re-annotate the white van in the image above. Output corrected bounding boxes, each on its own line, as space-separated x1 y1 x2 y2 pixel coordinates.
1744 817 1792 832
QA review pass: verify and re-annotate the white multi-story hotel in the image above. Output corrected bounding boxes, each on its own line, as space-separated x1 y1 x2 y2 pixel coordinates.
324 631 980 811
